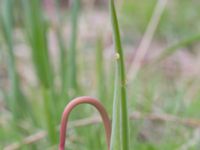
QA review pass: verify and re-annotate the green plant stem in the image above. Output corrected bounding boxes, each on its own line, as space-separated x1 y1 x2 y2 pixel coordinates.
110 64 121 150
58 30 68 97
22 0 57 144
1 0 27 119
110 0 130 150
54 0 69 118
42 87 57 143
68 0 80 95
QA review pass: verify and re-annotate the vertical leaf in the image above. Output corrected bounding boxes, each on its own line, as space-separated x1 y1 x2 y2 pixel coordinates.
54 0 69 114
110 0 130 150
0 0 28 119
110 64 121 150
21 0 57 144
68 0 80 96
22 0 54 89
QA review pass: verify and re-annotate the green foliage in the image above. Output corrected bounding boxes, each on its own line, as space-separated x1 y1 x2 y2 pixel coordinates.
0 0 28 120
68 0 80 96
1 0 200 149
22 0 53 88
21 0 57 144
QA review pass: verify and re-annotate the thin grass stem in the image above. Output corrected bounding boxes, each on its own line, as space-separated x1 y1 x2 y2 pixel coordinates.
0 0 28 120
21 0 57 144
110 0 129 150
68 0 80 96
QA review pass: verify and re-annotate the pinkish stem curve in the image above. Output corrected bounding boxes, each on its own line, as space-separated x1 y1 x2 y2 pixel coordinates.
59 96 111 150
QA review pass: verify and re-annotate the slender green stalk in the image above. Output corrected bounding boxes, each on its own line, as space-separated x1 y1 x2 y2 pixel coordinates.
110 0 130 150
0 0 27 119
21 0 57 144
54 0 68 102
22 0 54 89
68 0 80 96
58 29 68 98
110 64 121 150
42 87 57 143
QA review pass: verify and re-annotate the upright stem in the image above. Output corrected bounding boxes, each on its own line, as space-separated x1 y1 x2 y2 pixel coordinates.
22 0 57 143
1 0 27 119
68 0 80 95
110 0 129 150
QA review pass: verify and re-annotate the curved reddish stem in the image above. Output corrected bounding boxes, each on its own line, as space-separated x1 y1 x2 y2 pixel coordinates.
59 96 111 150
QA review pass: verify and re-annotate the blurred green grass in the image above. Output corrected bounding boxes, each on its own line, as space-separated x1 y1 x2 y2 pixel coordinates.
0 0 200 149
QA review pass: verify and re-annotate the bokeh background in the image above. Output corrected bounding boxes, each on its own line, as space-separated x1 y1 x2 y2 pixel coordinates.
1 0 200 149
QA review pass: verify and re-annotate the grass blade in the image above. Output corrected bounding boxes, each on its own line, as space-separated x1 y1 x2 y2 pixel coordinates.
110 63 121 150
21 0 57 144
22 0 54 89
68 0 80 96
53 0 69 113
0 0 28 120
110 0 130 150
